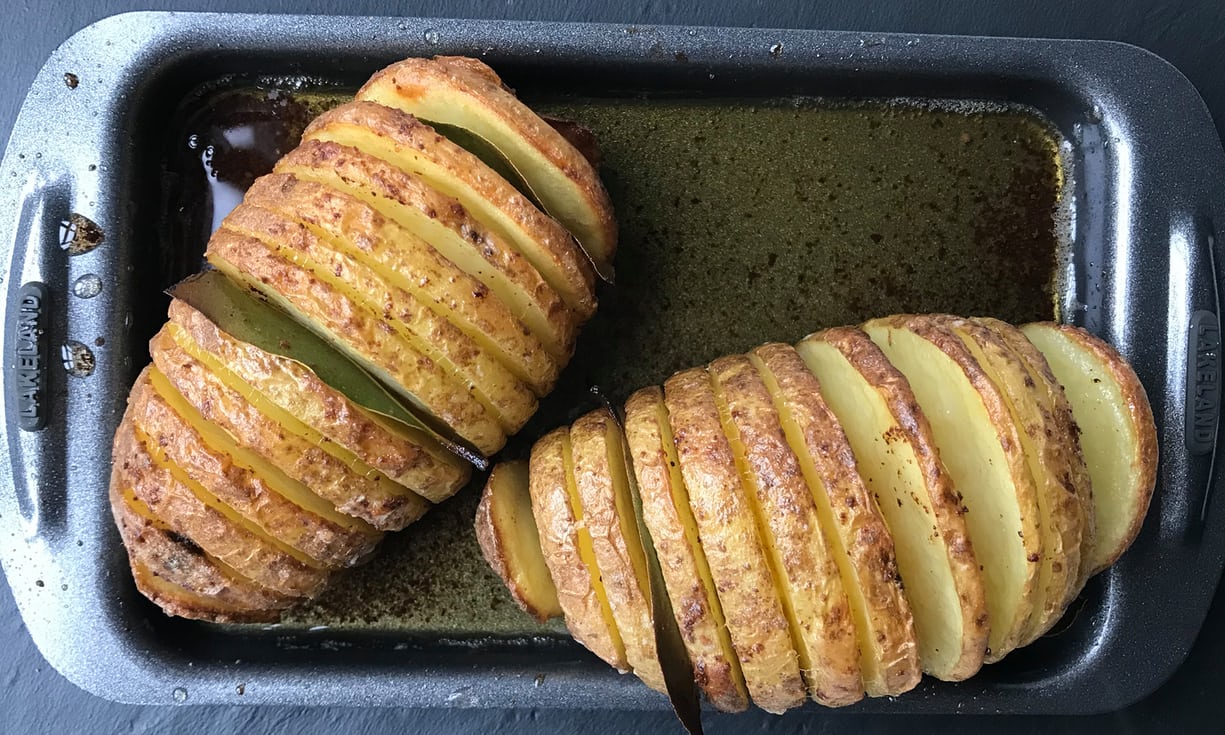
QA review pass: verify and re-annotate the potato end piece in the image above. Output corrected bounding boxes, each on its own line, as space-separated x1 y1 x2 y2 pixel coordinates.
1020 322 1158 576
476 460 563 622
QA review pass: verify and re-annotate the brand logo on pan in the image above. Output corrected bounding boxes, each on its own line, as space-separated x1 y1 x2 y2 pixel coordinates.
10 282 49 431
1188 310 1221 455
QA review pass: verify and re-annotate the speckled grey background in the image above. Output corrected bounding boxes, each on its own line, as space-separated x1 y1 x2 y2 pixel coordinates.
3 1 1225 733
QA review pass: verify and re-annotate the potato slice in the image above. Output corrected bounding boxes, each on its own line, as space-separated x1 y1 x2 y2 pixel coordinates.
569 410 665 692
303 102 596 317
111 485 292 620
983 318 1096 593
242 174 558 395
863 316 1041 663
750 343 920 696
955 317 1088 645
797 328 987 681
663 367 807 714
136 367 382 568
128 558 281 625
274 140 579 360
623 387 749 713
475 460 562 622
151 328 430 532
206 228 507 455
1020 323 1158 576
357 56 617 275
219 203 537 435
114 376 329 598
708 355 863 706
529 427 628 670
167 300 469 503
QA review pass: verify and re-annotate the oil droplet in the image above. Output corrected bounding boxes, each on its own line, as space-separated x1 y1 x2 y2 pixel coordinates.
72 273 102 299
187 133 200 150
61 341 96 378
172 687 188 702
769 43 784 58
235 683 245 696
423 28 440 44
64 73 79 89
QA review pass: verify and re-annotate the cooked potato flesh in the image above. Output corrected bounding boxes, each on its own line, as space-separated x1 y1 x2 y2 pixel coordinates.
477 460 562 621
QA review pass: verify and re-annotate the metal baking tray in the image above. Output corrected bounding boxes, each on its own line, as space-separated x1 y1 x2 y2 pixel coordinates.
1 11 1222 714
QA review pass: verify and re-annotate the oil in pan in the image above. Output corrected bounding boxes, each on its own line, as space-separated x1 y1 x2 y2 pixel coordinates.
161 83 1067 635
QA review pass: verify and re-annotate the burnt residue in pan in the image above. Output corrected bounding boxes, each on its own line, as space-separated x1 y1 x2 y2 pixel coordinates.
160 83 1065 635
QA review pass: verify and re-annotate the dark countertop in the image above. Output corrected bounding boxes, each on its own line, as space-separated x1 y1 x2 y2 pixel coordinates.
3 2 1225 733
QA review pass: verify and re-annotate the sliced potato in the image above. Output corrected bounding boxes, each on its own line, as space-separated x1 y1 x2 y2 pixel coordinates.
111 484 292 620
357 56 617 275
750 343 920 697
241 174 558 395
709 355 863 706
206 228 508 455
114 375 329 598
128 558 281 625
623 386 749 713
570 410 665 693
167 300 469 503
797 328 988 681
220 202 537 434
663 367 806 714
150 328 430 532
953 317 1086 646
136 366 382 568
983 318 1096 596
1020 322 1158 576
475 460 562 622
303 101 596 317
863 315 1040 663
529 428 628 670
273 140 579 360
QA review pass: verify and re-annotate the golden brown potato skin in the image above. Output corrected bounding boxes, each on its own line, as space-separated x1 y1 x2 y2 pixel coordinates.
240 174 560 395
622 387 749 713
114 372 330 599
708 355 862 707
302 101 597 318
131 368 382 569
664 367 807 715
749 343 920 697
529 428 627 671
150 328 430 532
356 56 617 273
167 300 469 502
110 485 293 620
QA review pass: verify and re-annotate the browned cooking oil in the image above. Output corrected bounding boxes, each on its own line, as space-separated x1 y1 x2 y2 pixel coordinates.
163 84 1067 634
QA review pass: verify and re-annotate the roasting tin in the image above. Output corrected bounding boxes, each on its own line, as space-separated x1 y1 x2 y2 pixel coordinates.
1 11 1223 714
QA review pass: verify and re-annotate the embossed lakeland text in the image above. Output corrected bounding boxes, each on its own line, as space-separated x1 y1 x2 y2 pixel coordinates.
11 282 49 431
1188 310 1221 455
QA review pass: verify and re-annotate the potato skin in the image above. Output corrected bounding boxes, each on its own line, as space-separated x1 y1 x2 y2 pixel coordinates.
150 327 430 532
131 367 381 569
623 387 749 712
865 316 1040 664
303 101 597 318
529 428 628 671
809 327 989 682
664 367 806 715
274 139 579 359
1020 323 1158 576
570 410 665 693
114 372 330 599
357 56 617 272
240 173 559 395
110 485 292 621
709 355 863 707
750 343 920 697
953 317 1087 646
167 299 470 503
208 227 508 455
